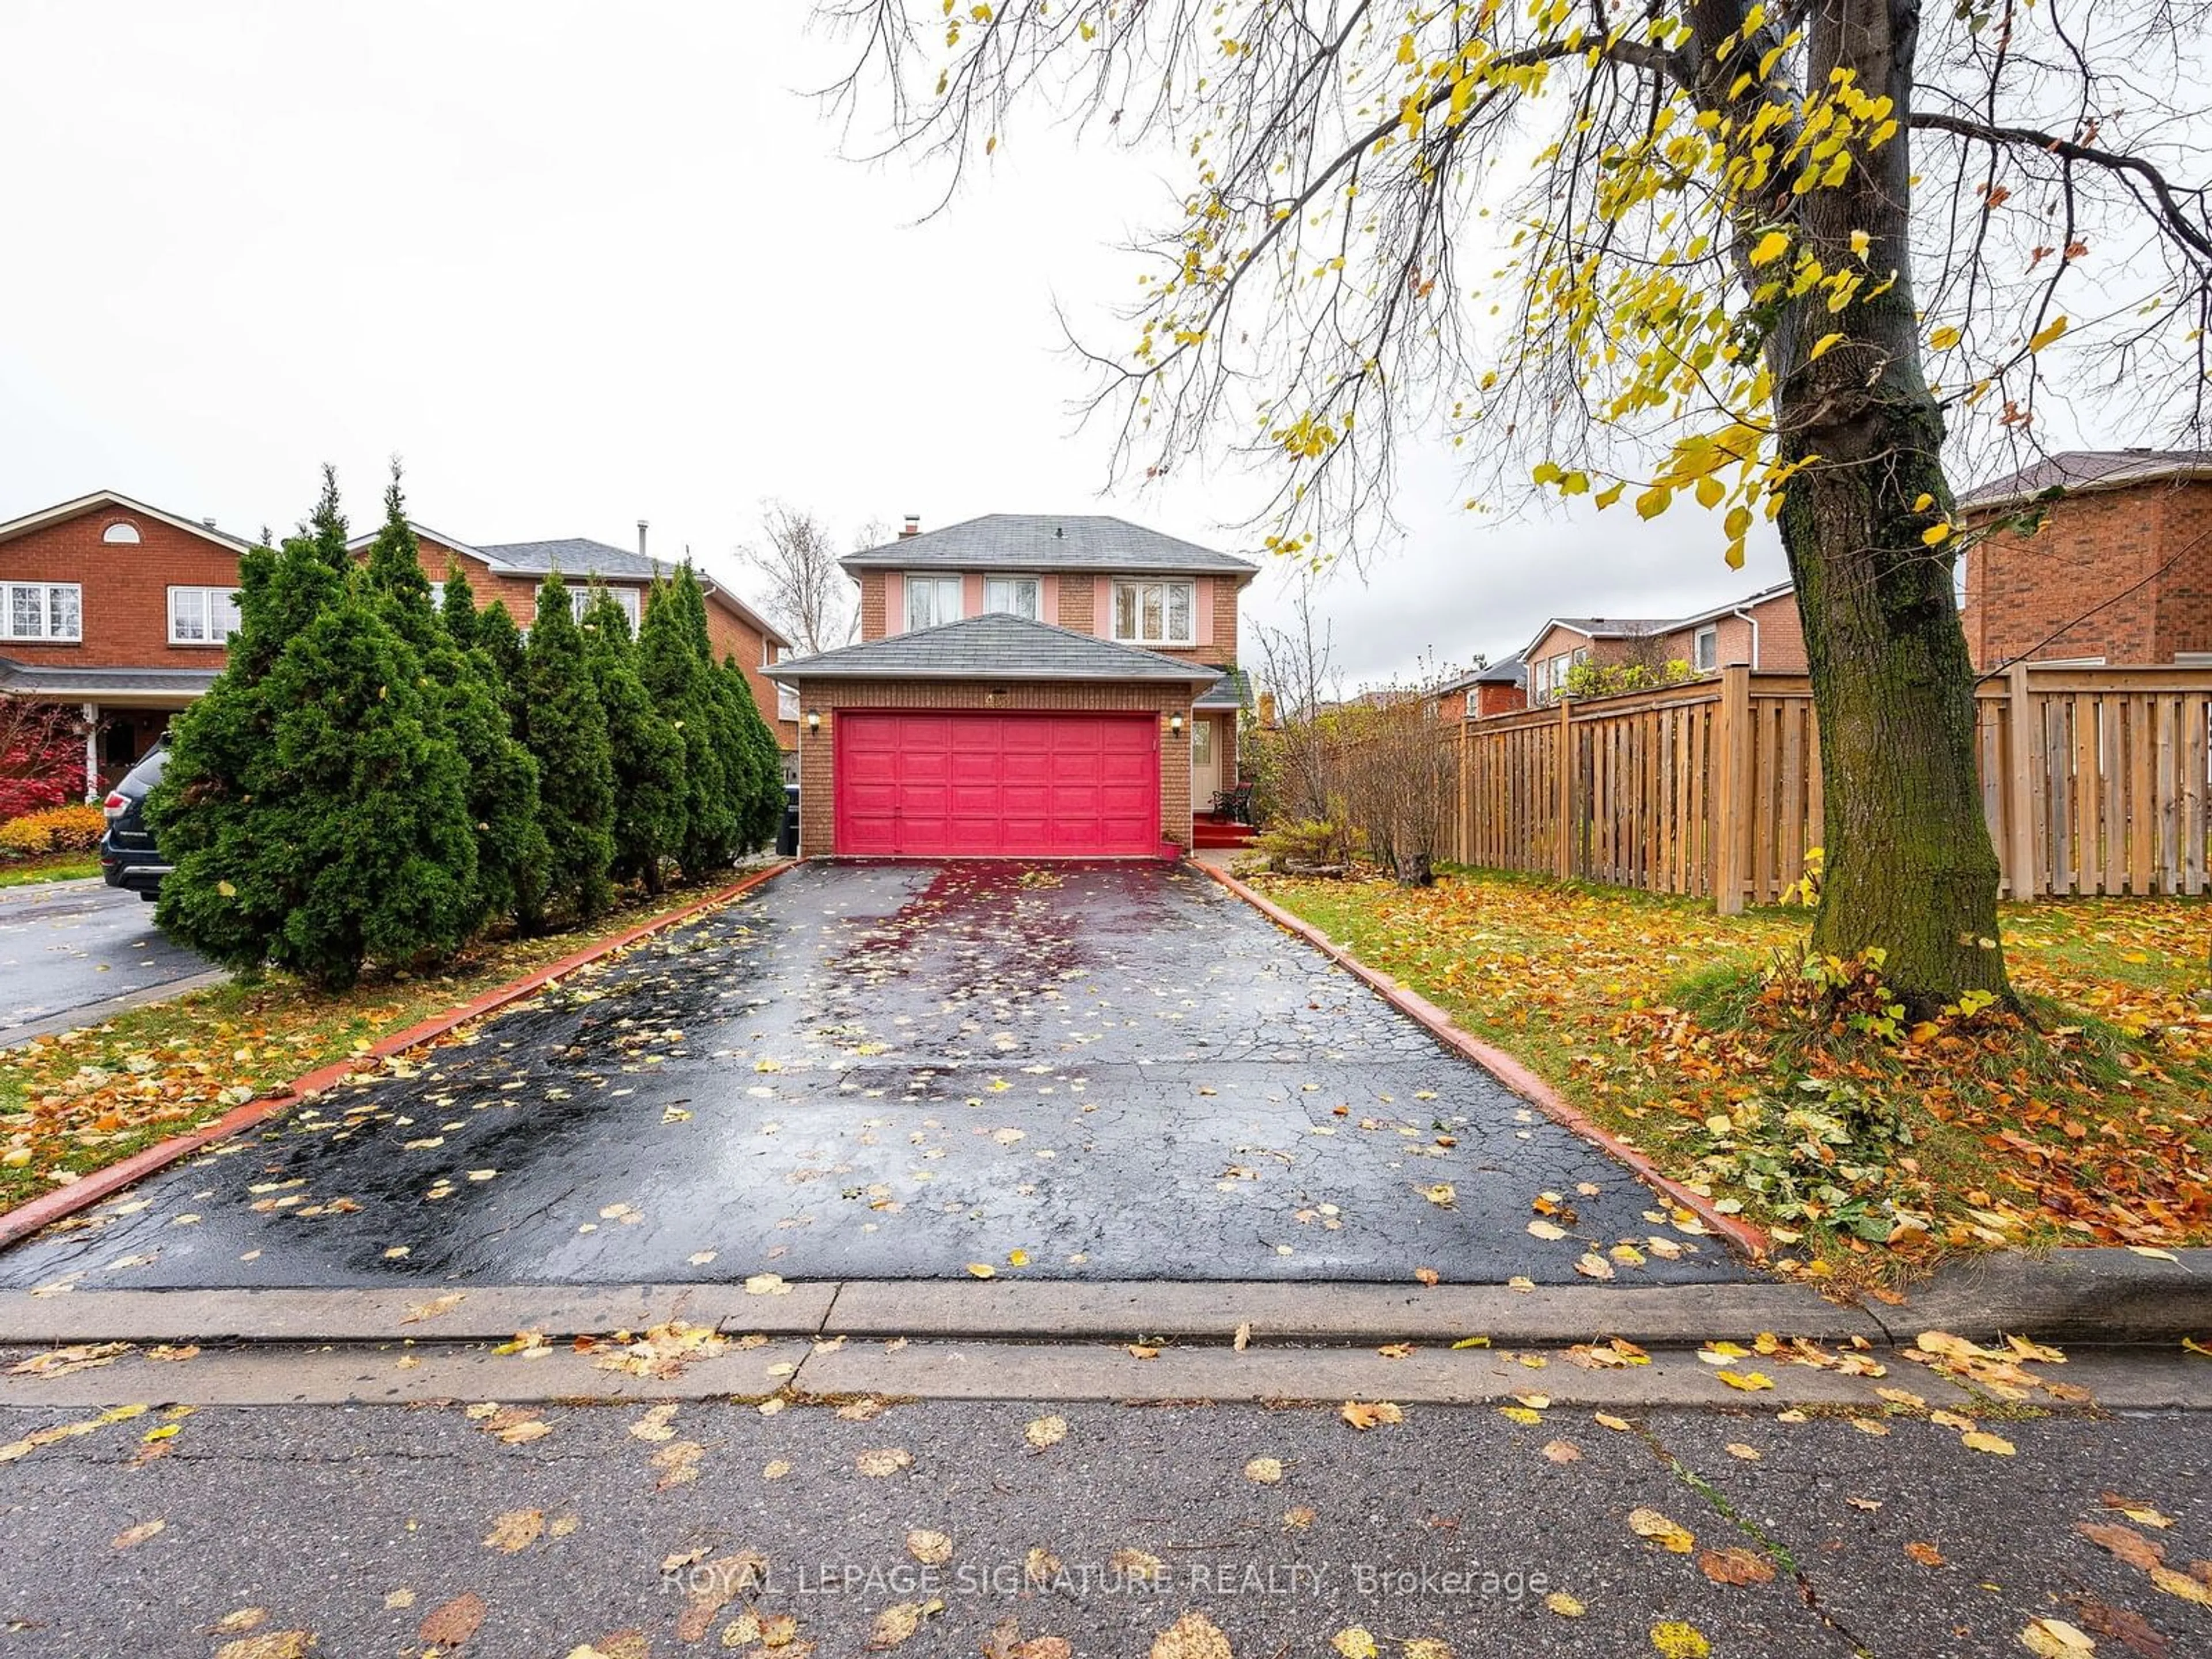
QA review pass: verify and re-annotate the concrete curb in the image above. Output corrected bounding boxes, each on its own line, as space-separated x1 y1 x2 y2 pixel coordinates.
0 862 793 1251
1196 862 1770 1260
1868 1245 2212 1346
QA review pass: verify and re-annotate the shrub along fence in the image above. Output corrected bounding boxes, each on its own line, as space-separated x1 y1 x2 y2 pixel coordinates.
1446 664 2212 911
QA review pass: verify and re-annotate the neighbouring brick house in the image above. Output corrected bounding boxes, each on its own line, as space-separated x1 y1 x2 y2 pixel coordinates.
1431 655 1528 722
354 521 798 767
771 514 1258 858
0 490 793 799
1958 449 2212 669
1520 580 1806 703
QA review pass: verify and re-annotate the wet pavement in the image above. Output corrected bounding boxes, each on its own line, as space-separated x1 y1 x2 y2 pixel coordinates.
3 1394 2207 1658
0 862 1752 1289
0 880 217 1046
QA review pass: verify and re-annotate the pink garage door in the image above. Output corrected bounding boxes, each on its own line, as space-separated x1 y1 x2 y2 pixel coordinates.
835 710 1161 857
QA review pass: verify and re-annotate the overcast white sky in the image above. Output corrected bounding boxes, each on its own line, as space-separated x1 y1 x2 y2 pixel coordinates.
5 1 1816 685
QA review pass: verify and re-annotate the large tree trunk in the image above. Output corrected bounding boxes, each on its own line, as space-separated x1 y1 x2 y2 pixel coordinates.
1762 0 2013 1010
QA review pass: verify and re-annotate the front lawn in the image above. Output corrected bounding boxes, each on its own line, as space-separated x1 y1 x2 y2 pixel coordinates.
0 853 101 889
1249 865 2212 1277
0 875 769 1213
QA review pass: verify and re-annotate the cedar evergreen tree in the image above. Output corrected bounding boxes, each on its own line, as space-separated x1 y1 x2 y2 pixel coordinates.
363 468 550 930
723 651 786 851
474 598 529 737
519 571 617 925
151 467 354 968
830 0 2212 1010
638 565 744 880
579 586 687 892
441 563 481 650
154 467 478 988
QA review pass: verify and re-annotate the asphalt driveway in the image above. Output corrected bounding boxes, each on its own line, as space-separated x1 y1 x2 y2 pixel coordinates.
0 878 218 1047
0 862 1751 1289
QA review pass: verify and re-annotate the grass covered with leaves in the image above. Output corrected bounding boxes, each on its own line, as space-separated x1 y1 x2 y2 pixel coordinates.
0 854 101 889
0 876 767 1211
1251 867 2212 1276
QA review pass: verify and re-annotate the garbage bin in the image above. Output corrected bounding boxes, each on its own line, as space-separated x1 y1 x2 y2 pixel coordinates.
778 785 800 857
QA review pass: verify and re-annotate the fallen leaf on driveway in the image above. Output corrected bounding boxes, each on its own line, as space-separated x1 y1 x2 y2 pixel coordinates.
2102 1494 2176 1529
869 1599 942 1648
1541 1440 1582 1463
1544 1592 1586 1617
1650 1623 1711 1659
419 1592 488 1647
215 1635 313 1659
2020 1618 2097 1657
856 1448 914 1477
111 1519 164 1549
1574 1253 1615 1281
1527 1219 1567 1241
1245 1457 1285 1484
1025 1415 1067 1449
1698 1547 1775 1586
10 1343 132 1377
965 1263 997 1279
1330 1629 1380 1658
212 1609 266 1634
1149 1610 1232 1659
907 1529 953 1565
2077 1521 2164 1571
1724 1443 1761 1461
2150 1565 2212 1605
1340 1400 1404 1430
630 1403 679 1442
402 1293 465 1324
1127 1344 1161 1360
744 1272 790 1296
1961 1430 2016 1456
484 1509 543 1552
1628 1508 1695 1554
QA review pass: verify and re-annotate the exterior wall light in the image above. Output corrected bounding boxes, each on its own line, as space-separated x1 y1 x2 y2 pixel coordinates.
1168 714 1185 735
806 711 821 732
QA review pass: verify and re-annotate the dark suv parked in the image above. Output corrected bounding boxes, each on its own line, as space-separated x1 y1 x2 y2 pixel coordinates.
100 747 171 900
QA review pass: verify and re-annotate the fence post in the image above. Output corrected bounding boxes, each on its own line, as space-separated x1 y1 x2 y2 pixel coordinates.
2005 661 2038 902
1458 719 1472 866
1712 665 1750 914
1554 695 1574 879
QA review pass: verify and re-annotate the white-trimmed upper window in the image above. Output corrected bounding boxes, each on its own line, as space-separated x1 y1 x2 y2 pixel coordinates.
101 521 142 545
906 573 963 630
3 582 83 642
168 585 240 645
777 683 801 722
570 585 641 631
983 575 1040 620
1693 624 1719 673
1111 579 1195 646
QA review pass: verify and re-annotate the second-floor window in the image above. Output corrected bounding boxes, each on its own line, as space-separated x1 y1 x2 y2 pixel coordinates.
168 586 240 645
570 585 641 631
1693 625 1718 673
906 573 963 630
3 582 82 642
778 683 801 722
1112 578 1195 646
983 575 1040 620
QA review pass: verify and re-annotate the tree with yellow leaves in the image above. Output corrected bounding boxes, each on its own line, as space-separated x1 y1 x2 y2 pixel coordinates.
825 0 2212 1008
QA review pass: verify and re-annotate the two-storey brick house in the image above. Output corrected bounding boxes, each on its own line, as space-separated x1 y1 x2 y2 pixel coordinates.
770 514 1258 858
1958 449 2212 668
0 490 794 798
1518 580 1808 703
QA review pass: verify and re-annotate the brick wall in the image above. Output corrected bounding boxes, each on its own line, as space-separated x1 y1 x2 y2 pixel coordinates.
2153 483 2212 659
1963 484 2183 666
0 504 249 669
794 679 1195 857
1472 680 1527 718
858 572 888 641
1056 574 1094 634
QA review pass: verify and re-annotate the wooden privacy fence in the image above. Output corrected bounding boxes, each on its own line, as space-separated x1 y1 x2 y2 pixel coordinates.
1446 664 2212 911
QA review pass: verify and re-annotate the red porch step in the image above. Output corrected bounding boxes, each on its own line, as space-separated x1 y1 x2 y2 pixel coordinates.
1192 813 1256 849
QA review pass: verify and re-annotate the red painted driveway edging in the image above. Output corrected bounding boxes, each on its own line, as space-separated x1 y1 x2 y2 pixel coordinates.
0 861 796 1251
1196 861 1770 1262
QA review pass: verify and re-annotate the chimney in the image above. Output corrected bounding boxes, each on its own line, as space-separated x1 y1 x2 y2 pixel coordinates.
637 520 649 559
900 514 921 539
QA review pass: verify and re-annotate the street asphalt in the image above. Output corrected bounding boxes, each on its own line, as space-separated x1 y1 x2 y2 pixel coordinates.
1 1389 2206 1658
0 861 1751 1290
0 878 215 1047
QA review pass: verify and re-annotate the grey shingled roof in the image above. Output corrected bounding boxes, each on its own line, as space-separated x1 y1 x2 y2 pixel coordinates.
769 613 1222 685
1193 666 1253 709
843 514 1259 577
477 537 666 581
0 658 220 698
1957 449 2212 511
1474 654 1527 686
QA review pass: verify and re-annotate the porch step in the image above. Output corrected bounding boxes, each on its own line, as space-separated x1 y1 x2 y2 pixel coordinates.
1192 817 1257 850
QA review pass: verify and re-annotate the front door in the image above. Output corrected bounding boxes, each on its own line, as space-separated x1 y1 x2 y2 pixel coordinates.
1191 713 1220 809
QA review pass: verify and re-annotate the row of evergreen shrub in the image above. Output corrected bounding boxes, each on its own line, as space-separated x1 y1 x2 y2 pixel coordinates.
148 466 784 989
